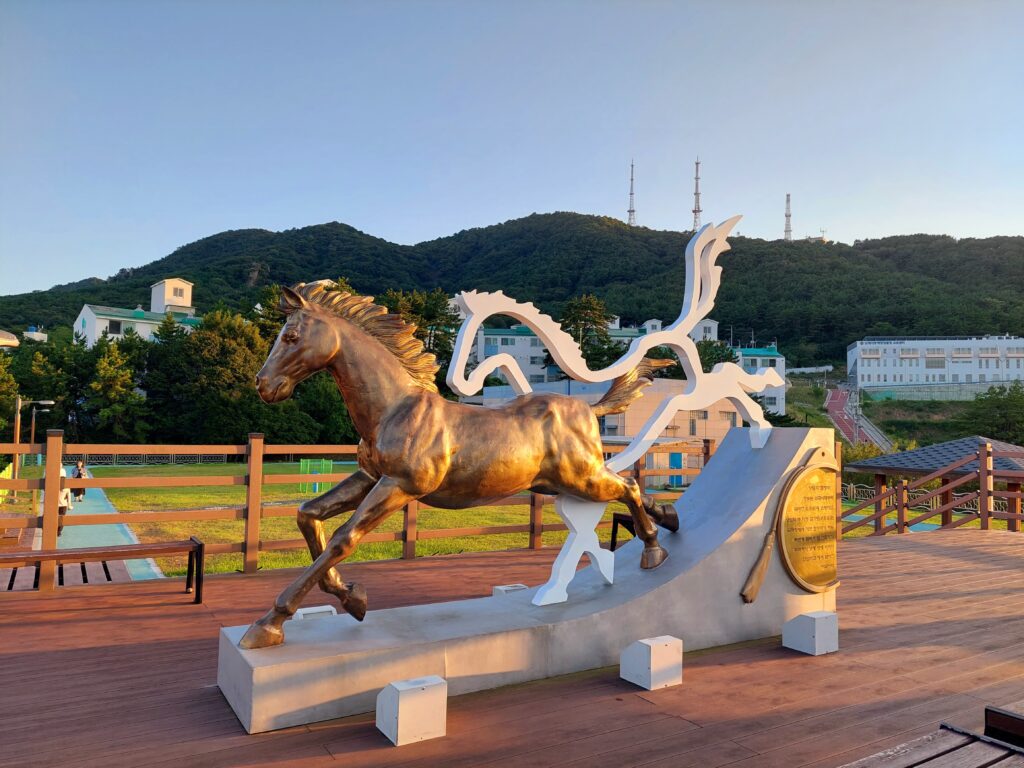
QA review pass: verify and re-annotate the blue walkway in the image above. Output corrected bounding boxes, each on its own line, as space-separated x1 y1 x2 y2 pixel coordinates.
843 512 940 532
56 466 162 580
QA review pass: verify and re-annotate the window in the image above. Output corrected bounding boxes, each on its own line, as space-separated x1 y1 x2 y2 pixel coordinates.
766 359 777 368
528 374 545 383
925 358 945 369
689 420 697 436
530 338 543 348
501 338 514 346
108 320 122 334
695 410 708 420
765 396 777 406
484 336 497 346
720 411 737 428
173 286 185 299
529 356 545 366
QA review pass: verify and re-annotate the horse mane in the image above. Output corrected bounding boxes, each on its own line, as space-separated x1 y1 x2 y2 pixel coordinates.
281 281 439 393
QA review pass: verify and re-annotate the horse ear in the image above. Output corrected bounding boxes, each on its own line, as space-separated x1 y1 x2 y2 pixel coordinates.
280 285 309 313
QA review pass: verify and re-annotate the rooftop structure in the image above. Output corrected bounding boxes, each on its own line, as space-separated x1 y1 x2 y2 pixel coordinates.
74 278 200 347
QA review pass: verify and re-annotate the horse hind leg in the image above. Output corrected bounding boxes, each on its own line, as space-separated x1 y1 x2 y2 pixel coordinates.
642 493 679 532
600 471 668 569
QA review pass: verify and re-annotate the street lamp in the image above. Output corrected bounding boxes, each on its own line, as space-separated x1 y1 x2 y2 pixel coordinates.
11 396 55 482
29 407 50 446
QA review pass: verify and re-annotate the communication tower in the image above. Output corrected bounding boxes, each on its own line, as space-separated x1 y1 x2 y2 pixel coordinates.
692 158 702 231
784 193 792 241
627 161 637 226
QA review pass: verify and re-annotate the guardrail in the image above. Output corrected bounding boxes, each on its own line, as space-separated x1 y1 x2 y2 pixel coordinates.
838 443 1024 538
0 430 715 592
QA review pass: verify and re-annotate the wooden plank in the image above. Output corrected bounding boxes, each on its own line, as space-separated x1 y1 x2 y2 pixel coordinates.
83 560 108 584
62 443 247 455
69 475 245 489
833 730 972 767
262 472 352 484
61 562 86 587
11 564 36 590
0 566 12 590
64 509 243 526
103 559 131 583
914 739 1011 766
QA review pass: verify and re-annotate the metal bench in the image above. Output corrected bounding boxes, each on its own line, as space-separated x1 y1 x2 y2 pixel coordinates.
0 536 205 603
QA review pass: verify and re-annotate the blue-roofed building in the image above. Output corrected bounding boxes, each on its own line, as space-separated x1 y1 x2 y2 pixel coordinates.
732 344 787 415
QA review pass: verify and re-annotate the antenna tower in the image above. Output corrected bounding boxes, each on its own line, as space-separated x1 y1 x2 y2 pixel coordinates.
692 157 702 230
627 160 637 226
784 193 792 241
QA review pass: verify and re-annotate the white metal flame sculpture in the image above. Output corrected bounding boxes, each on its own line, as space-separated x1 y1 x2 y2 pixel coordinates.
448 217 784 605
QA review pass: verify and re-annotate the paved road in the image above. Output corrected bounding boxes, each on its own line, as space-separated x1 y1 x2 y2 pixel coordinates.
825 388 866 443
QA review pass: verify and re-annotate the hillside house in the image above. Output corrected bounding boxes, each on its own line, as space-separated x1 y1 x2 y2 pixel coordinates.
74 278 200 347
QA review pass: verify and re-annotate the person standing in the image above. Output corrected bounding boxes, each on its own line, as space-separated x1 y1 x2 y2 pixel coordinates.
70 460 87 503
57 467 73 536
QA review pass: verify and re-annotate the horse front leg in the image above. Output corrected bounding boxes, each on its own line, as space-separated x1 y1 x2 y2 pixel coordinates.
296 470 376 609
239 477 414 649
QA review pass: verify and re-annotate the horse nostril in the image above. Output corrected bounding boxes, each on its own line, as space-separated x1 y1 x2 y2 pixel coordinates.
255 375 266 389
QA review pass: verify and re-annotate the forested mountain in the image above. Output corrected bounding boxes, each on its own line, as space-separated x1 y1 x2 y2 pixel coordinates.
2 213 1022 365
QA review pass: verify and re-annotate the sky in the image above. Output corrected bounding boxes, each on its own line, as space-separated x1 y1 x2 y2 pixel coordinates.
1 0 1023 295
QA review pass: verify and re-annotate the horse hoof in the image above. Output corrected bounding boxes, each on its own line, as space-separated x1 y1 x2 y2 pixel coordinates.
239 621 284 649
641 545 668 570
343 582 368 622
658 505 679 533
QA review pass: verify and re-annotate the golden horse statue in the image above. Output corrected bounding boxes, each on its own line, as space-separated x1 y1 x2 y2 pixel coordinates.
240 281 677 649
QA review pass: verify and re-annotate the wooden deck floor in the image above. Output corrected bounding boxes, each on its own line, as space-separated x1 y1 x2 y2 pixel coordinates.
2 531 1024 768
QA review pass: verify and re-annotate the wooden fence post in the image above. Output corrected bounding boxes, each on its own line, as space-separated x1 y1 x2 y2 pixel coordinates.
1008 482 1022 533
38 429 64 593
874 474 887 534
979 442 993 531
243 433 264 574
835 441 843 542
941 486 953 527
402 501 418 559
529 493 544 549
896 480 908 534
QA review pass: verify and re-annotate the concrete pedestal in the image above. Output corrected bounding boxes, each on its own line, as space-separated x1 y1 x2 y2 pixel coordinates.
620 636 683 690
218 428 838 733
375 675 447 746
783 611 839 656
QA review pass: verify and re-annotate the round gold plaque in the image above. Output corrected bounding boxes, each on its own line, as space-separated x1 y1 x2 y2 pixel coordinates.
776 463 839 593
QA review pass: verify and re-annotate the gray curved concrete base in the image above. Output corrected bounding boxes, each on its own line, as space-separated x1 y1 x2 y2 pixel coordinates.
218 427 837 733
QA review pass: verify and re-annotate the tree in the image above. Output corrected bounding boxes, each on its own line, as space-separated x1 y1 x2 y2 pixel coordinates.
958 381 1024 445
544 294 624 374
646 339 739 379
88 342 148 441
0 352 18 439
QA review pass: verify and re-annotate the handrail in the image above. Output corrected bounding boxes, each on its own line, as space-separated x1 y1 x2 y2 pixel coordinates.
0 430 719 591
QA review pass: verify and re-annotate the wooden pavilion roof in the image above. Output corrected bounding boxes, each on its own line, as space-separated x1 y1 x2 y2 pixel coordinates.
844 435 1024 479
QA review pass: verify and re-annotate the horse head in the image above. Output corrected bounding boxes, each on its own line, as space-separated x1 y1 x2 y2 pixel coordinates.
256 283 340 403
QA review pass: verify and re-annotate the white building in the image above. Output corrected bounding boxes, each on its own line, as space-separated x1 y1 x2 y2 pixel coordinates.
474 317 720 384
74 278 200 347
733 345 787 415
848 335 1024 397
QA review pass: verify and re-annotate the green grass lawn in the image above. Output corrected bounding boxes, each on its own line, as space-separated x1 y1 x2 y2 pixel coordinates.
88 462 648 576
861 399 971 446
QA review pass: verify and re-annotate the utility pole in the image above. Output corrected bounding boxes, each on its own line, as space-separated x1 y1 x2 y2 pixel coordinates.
692 157 702 231
627 160 637 227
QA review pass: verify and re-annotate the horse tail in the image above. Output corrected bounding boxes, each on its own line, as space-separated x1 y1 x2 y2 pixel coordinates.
591 358 674 417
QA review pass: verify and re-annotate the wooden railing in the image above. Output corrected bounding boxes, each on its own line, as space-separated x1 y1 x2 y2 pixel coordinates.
838 443 1024 538
0 430 715 592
